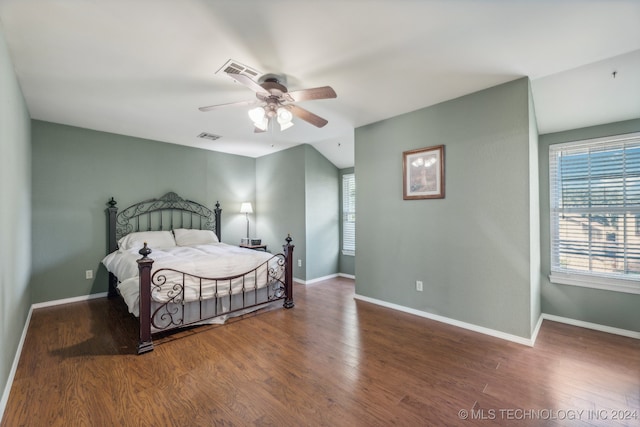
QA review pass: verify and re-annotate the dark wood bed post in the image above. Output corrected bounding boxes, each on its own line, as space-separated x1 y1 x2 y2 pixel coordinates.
283 235 295 309
107 197 119 298
214 201 222 241
136 243 154 354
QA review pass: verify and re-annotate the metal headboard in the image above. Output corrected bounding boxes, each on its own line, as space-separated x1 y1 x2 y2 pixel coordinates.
107 192 222 254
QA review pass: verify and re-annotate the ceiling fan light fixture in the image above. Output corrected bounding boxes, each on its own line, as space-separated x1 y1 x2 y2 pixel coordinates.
248 106 265 123
254 117 268 131
277 107 294 131
277 107 293 123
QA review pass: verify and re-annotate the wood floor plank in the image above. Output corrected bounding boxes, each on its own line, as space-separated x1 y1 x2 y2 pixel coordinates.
2 277 638 426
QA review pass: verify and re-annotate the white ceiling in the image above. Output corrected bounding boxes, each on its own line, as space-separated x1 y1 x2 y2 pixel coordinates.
1 1 639 169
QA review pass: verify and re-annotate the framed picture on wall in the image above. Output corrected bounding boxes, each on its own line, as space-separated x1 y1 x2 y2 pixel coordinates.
403 145 445 200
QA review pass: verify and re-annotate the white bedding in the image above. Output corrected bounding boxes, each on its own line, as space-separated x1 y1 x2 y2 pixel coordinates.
102 242 280 317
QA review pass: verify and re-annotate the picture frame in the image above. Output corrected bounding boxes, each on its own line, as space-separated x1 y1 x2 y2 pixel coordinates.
403 145 445 200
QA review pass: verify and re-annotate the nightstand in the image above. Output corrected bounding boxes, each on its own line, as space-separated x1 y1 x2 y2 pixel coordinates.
239 243 268 251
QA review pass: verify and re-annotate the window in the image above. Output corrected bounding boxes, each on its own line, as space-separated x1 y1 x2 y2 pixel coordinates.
342 173 356 255
549 132 640 294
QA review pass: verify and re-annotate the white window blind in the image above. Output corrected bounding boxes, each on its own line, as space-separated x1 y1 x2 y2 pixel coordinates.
342 173 356 255
549 132 640 294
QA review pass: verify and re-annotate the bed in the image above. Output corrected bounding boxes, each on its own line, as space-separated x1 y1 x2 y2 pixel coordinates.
103 192 294 354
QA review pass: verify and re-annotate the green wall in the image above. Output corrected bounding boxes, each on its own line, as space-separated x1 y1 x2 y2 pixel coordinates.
355 78 537 339
528 81 541 334
256 145 307 279
339 167 355 276
539 118 640 332
31 120 256 303
256 144 339 282
305 146 339 279
0 21 31 414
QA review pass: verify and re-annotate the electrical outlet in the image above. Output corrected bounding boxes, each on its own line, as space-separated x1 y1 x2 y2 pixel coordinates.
416 280 423 292
298 259 302 267
85 270 93 280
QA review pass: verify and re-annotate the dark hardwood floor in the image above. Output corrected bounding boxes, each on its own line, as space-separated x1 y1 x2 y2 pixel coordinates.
2 277 639 426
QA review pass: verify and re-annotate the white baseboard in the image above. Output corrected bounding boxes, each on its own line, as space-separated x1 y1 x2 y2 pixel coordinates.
354 294 536 346
530 314 544 344
31 291 108 309
294 273 355 284
294 274 340 285
1 306 33 422
541 313 640 339
353 294 640 346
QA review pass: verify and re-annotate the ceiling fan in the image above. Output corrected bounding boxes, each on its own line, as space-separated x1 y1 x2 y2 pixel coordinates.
199 73 337 132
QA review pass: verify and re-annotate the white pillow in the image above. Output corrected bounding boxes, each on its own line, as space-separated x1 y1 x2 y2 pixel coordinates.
118 230 176 250
173 228 219 246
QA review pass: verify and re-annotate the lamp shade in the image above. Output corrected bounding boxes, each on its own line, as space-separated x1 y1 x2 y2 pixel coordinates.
240 202 253 214
277 107 294 131
279 120 294 131
277 107 292 123
248 107 265 123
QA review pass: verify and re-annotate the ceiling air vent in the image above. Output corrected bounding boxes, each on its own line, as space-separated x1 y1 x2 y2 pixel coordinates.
197 132 221 141
215 59 261 79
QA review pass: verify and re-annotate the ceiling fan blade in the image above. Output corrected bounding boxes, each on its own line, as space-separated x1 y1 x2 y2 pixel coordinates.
227 73 270 96
284 86 337 102
286 104 329 128
254 126 266 133
198 99 259 112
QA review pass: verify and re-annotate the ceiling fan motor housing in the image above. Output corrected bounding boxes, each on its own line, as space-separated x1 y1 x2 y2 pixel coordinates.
258 73 287 85
258 78 288 102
